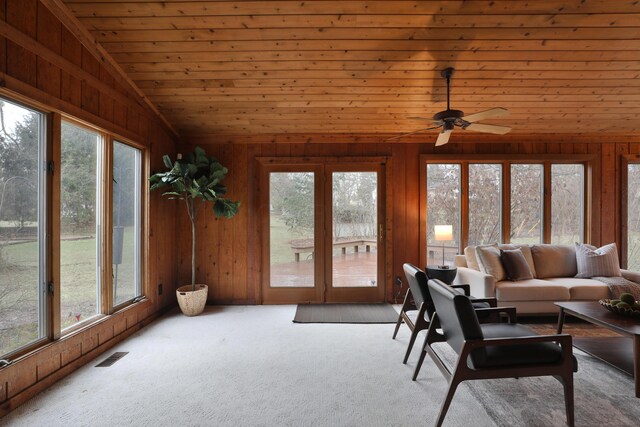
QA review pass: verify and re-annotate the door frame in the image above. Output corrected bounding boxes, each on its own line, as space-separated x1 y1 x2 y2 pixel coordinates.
257 156 390 304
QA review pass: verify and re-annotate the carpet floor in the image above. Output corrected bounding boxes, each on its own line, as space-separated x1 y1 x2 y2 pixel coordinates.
2 305 638 427
293 303 398 323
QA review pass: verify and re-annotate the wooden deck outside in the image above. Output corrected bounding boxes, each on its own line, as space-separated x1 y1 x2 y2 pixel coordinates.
271 250 378 288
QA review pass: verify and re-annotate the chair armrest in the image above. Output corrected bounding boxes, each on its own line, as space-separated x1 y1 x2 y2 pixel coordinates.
473 306 517 323
453 267 496 297
451 284 471 296
470 297 497 307
469 333 573 349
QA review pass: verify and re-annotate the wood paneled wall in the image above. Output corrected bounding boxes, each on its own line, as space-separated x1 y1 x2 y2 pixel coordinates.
181 138 635 305
0 0 177 415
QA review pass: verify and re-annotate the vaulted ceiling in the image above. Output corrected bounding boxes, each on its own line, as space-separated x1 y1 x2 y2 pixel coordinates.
62 1 640 141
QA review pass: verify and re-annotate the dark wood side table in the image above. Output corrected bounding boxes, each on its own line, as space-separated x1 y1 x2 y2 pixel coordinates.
426 265 457 285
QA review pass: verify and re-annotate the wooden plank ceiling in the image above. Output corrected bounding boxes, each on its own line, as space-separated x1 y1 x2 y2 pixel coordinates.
61 1 640 141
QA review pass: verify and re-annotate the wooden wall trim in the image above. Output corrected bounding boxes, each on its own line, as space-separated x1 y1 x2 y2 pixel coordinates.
36 0 179 139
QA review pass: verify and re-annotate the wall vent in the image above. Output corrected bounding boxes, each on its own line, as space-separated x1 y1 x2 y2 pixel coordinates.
95 352 128 367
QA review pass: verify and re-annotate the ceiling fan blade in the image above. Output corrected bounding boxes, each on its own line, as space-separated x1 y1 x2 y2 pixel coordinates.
465 123 512 135
386 126 441 141
435 130 452 146
462 107 509 123
407 116 432 121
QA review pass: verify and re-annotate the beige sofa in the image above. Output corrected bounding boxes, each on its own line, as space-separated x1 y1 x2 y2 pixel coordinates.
453 244 640 314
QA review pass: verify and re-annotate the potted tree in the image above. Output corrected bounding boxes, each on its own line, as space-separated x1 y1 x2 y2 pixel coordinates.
150 146 239 316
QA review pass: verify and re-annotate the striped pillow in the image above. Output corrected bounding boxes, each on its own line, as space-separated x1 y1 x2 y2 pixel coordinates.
575 243 621 278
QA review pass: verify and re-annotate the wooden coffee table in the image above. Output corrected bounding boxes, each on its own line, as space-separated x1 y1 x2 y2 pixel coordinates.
556 301 640 397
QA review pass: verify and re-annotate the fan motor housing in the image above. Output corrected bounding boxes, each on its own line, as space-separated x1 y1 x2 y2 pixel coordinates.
433 109 464 121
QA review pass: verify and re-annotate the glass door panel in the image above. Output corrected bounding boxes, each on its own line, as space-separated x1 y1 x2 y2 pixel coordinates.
327 166 384 303
269 172 315 288
331 172 378 288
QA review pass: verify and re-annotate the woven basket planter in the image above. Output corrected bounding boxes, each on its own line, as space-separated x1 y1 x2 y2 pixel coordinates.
176 284 208 316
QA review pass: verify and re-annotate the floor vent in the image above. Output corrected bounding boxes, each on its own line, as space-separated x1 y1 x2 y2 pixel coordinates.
95 352 128 367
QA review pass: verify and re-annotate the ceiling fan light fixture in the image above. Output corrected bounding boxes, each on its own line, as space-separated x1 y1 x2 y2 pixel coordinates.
442 121 454 133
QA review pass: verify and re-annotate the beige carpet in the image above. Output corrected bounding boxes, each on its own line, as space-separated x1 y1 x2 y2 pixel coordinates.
2 305 493 426
3 306 638 426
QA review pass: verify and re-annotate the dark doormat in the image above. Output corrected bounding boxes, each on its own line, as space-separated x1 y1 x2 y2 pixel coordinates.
293 304 398 323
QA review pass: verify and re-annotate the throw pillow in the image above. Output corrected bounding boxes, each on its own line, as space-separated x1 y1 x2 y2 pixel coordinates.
575 242 622 278
497 243 537 278
464 246 480 270
499 248 534 281
475 245 506 281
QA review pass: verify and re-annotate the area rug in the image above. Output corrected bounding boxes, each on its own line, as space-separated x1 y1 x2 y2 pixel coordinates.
293 303 398 323
427 342 640 426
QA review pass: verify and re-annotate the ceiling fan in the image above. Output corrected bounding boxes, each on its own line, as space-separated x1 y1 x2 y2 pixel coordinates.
389 67 511 146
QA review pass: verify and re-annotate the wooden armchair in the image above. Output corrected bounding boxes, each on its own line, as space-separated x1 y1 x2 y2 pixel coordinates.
392 263 497 364
421 278 577 427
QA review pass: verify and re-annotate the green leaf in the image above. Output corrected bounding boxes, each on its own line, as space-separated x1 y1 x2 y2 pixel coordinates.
162 155 173 169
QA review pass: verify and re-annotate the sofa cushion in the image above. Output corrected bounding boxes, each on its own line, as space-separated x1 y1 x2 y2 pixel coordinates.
498 244 537 278
531 244 577 278
575 242 621 278
544 278 610 300
500 249 533 281
476 245 506 281
495 279 571 301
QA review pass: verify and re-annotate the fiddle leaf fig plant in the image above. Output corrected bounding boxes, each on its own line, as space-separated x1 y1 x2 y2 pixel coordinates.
150 146 239 291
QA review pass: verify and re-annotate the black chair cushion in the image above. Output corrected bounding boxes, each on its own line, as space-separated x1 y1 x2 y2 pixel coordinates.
470 323 565 369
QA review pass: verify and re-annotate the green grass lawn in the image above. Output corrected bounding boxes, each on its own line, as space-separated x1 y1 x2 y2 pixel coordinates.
0 228 139 355
270 215 313 265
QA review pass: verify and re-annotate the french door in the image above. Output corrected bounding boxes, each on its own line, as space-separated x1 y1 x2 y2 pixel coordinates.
261 160 385 304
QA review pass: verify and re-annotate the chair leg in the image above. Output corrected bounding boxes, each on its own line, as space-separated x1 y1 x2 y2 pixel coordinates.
393 289 412 339
392 314 404 339
412 336 428 380
562 374 575 427
403 327 422 364
435 377 461 427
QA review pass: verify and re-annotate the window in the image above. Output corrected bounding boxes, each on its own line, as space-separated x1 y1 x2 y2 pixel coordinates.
0 94 145 360
511 164 543 244
426 164 461 265
112 141 142 307
625 161 640 270
60 121 101 329
424 158 588 265
468 164 501 245
551 164 584 244
0 98 46 356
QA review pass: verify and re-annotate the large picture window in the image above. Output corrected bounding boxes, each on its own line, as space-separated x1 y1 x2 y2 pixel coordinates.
0 94 145 360
424 158 588 265
0 99 46 357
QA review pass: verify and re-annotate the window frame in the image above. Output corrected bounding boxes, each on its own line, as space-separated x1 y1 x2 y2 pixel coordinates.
420 154 592 266
0 92 148 360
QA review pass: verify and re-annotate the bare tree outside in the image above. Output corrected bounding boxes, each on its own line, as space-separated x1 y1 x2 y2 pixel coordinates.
469 164 502 245
511 164 543 244
551 164 584 244
627 164 640 270
427 164 461 264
